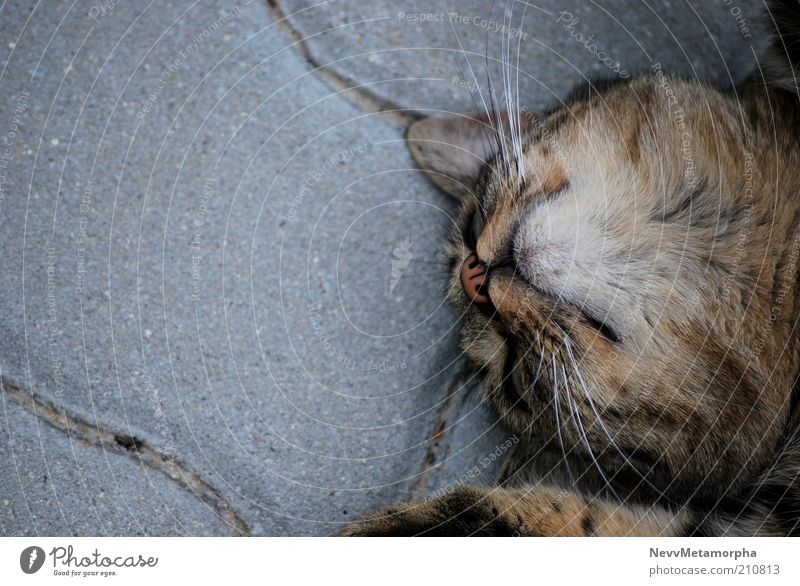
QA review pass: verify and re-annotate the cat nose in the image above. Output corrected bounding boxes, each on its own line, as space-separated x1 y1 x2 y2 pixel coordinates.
460 253 490 304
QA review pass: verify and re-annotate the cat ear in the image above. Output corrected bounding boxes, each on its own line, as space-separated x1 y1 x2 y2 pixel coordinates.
406 112 538 201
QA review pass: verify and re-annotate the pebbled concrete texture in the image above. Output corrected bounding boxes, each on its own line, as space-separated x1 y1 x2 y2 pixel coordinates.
0 0 762 535
0 389 235 536
274 0 765 115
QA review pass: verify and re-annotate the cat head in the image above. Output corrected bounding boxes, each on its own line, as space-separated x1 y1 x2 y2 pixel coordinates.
407 75 799 503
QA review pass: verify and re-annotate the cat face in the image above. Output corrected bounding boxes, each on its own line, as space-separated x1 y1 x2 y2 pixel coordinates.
408 76 794 503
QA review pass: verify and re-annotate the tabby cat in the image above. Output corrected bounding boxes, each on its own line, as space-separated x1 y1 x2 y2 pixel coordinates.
341 1 800 536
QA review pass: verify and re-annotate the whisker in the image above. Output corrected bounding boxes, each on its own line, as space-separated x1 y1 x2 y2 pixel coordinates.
514 0 528 181
484 9 510 177
452 52 498 165
557 327 676 505
445 12 496 159
502 1 518 179
494 0 524 186
551 353 575 487
560 361 620 500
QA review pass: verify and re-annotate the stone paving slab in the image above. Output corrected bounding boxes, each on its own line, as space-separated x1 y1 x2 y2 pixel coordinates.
275 0 764 115
0 391 234 536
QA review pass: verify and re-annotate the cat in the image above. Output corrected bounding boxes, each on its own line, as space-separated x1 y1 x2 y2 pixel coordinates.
340 0 800 536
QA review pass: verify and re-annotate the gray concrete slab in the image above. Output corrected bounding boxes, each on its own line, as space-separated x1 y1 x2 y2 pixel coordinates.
0 391 234 536
275 0 764 115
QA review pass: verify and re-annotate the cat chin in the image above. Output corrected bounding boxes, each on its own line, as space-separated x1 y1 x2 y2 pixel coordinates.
460 318 507 370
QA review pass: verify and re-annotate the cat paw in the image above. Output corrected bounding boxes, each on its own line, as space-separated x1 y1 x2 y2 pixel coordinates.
337 487 520 536
337 505 435 536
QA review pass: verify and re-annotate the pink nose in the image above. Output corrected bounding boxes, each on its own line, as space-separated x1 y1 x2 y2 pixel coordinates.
460 253 490 304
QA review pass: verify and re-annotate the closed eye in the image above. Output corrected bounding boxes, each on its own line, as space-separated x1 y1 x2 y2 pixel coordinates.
580 311 621 344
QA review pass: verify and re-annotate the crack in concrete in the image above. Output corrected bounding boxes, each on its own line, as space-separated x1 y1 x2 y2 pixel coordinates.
1 378 251 536
264 0 478 504
407 361 473 501
266 0 418 127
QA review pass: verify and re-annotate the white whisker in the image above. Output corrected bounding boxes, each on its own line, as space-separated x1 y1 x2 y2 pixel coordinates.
445 12 497 160
562 334 673 503
514 0 528 181
551 353 575 486
560 360 620 499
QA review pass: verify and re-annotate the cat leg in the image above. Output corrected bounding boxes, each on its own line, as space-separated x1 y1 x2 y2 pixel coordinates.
339 485 693 536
